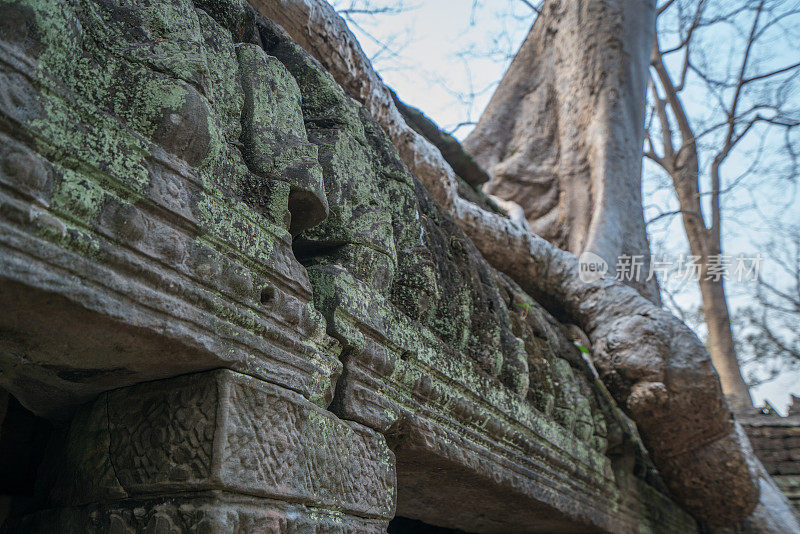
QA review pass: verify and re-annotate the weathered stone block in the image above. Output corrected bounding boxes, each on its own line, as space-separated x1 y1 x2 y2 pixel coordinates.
0 0 717 531
9 493 388 534
46 370 395 521
237 42 328 235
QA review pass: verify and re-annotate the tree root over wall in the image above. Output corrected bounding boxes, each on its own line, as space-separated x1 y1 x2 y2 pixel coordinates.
251 0 799 529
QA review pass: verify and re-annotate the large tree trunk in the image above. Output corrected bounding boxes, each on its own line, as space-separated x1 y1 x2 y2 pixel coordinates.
251 0 800 527
463 0 660 304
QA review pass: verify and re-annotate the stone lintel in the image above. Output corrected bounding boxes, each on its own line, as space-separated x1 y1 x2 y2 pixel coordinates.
8 492 388 534
44 370 395 522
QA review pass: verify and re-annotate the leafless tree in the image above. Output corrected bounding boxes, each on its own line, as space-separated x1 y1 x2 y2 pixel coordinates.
645 0 800 411
329 0 417 70
329 1 543 137
738 224 800 385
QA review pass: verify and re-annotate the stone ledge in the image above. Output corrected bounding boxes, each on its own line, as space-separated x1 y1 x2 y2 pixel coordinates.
312 266 695 533
0 142 339 412
740 415 800 427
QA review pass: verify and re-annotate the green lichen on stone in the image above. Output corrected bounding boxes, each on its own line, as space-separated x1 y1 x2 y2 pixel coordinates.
80 0 211 90
1 0 347 405
235 41 327 233
301 129 393 251
22 0 208 190
258 26 365 141
50 166 106 223
198 9 244 141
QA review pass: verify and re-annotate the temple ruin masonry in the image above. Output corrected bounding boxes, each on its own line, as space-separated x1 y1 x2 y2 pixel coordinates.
0 0 785 531
742 398 800 516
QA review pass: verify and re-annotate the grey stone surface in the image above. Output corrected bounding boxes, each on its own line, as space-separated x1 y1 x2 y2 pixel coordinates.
45 370 395 520
312 266 695 533
741 408 800 516
9 493 388 533
0 0 339 417
0 0 715 531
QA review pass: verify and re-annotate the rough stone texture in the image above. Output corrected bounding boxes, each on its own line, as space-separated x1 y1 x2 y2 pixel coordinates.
741 400 800 516
10 494 388 534
0 0 745 532
44 370 394 518
3 370 394 532
311 264 696 533
255 15 694 533
0 0 339 416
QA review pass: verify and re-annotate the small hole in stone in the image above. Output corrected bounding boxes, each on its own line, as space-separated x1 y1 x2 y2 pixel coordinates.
260 285 276 304
400 351 412 362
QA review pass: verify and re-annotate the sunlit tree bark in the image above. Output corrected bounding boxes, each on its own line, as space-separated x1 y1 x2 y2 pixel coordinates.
464 0 661 304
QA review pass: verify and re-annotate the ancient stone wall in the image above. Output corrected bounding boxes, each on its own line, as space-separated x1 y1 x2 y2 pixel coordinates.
0 0 699 531
742 399 800 515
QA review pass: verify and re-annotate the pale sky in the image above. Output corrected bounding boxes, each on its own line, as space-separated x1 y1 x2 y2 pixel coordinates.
334 0 800 414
